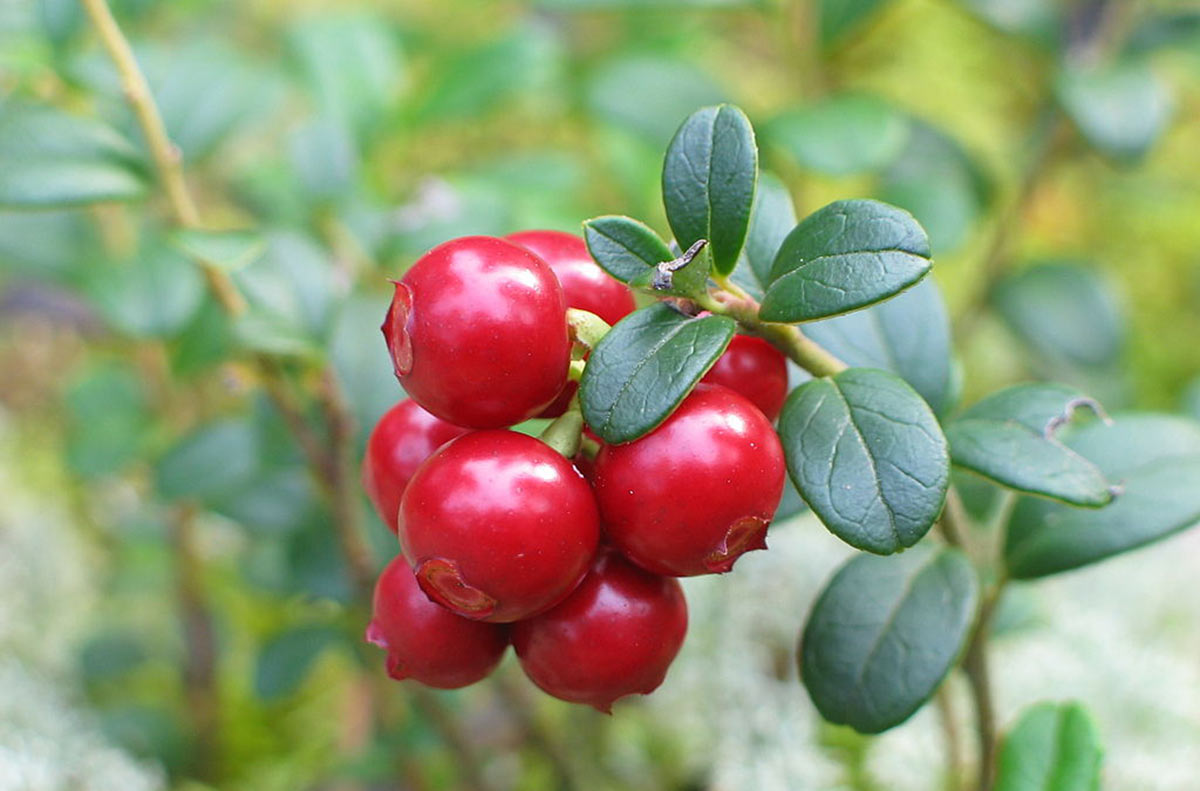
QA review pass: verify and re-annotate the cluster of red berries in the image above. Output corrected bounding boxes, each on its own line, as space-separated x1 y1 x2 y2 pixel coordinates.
363 231 789 712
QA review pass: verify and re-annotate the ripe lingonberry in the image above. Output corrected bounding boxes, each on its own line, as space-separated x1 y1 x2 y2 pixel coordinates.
362 399 470 533
701 334 789 421
382 236 571 429
592 383 786 576
512 550 687 713
506 230 636 418
399 430 600 623
366 555 509 689
504 230 636 326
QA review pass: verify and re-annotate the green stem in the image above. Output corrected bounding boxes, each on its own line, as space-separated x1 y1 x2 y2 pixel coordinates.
701 289 847 377
566 308 612 350
964 587 1003 791
540 407 584 459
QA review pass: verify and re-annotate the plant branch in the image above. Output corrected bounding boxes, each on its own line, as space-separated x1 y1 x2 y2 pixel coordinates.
703 289 848 377
964 586 1003 791
936 685 964 791
408 686 497 791
80 0 246 316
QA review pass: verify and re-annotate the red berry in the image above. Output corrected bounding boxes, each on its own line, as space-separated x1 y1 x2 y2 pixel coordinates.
366 555 509 689
383 236 571 429
591 383 786 577
362 399 470 533
512 550 687 713
399 431 600 623
505 230 635 326
701 334 789 421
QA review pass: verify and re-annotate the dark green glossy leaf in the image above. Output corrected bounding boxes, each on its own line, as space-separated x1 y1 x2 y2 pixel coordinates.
255 626 342 700
803 277 956 416
992 262 1124 369
586 55 726 146
800 544 978 733
766 95 909 176
662 104 757 276
156 418 261 501
877 121 991 254
1005 414 1200 579
819 0 890 46
730 172 797 301
760 200 931 322
580 303 735 444
1056 61 1173 161
947 383 1114 507
173 229 265 273
0 103 147 208
995 702 1102 791
583 215 674 284
778 368 949 554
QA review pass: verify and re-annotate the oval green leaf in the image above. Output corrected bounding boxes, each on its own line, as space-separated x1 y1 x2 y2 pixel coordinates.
1005 414 1200 579
1056 60 1172 161
947 383 1115 507
995 702 1103 791
730 171 797 301
778 368 949 554
583 215 675 284
766 95 910 176
255 626 342 700
661 104 757 277
0 104 148 208
800 544 979 734
580 303 735 444
803 277 956 416
760 199 931 322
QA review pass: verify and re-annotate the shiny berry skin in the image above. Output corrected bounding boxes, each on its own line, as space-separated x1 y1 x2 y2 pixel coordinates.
383 236 571 429
399 430 600 623
701 334 789 421
362 399 470 533
592 383 786 577
504 230 635 326
366 555 509 690
512 550 687 713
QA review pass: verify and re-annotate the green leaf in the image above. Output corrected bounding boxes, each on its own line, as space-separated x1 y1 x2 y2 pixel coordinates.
994 702 1103 791
583 215 674 283
1056 60 1173 161
0 103 147 208
87 243 206 339
992 262 1124 369
800 544 978 733
64 362 149 479
730 172 797 301
580 303 735 444
760 199 931 322
877 121 991 254
803 277 956 416
1125 12 1200 56
662 104 758 276
586 55 726 146
819 0 890 47
173 229 266 273
255 626 342 700
778 368 949 554
288 117 358 202
288 13 404 136
1005 414 1200 579
156 418 261 502
960 0 1062 45
947 383 1114 507
328 292 399 438
766 95 910 176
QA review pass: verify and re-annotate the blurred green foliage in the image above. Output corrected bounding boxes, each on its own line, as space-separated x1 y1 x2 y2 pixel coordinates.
1 0 1199 789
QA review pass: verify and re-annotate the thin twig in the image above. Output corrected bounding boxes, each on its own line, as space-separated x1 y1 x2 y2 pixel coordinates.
408 687 496 791
492 672 593 791
79 0 246 316
936 685 964 791
964 588 1003 791
702 289 848 377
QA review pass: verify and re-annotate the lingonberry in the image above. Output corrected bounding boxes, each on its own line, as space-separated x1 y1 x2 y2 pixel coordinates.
366 555 509 689
382 236 571 429
591 383 786 576
512 550 687 713
701 334 789 421
399 430 600 623
504 230 636 326
362 399 470 533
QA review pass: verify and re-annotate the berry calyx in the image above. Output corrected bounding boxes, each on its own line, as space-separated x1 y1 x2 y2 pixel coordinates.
398 430 600 623
701 334 789 421
362 399 470 533
383 236 571 429
512 550 688 713
366 555 509 689
591 383 786 576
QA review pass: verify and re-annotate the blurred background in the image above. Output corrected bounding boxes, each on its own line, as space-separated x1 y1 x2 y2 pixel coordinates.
1 0 1199 789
